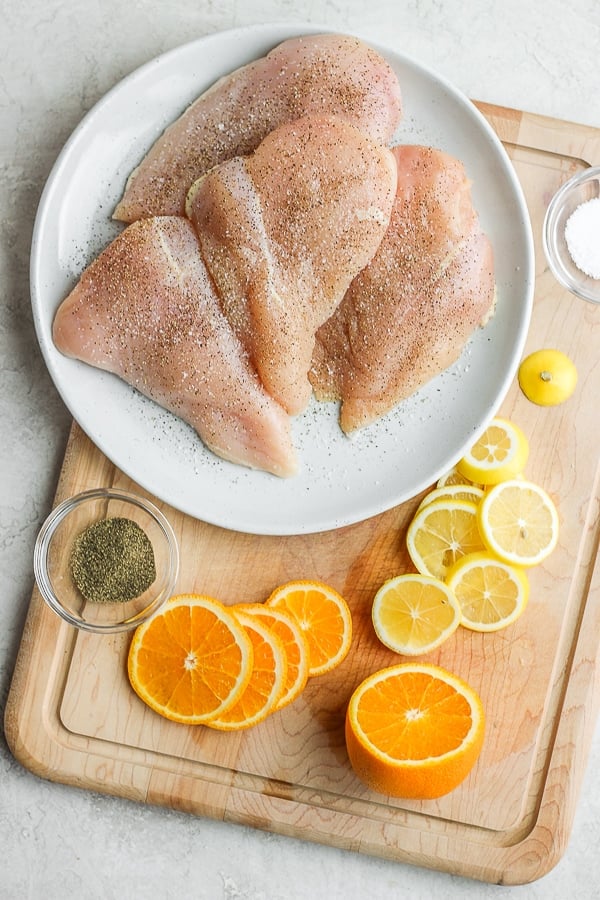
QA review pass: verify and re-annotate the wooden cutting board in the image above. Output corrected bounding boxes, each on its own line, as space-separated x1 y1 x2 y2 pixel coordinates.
5 102 600 885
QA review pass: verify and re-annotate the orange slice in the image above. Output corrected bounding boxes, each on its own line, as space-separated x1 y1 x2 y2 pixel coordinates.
266 579 352 676
207 608 287 730
127 594 253 725
234 603 310 710
345 663 485 799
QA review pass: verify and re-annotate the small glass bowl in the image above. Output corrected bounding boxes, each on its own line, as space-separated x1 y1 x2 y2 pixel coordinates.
34 488 179 633
543 166 600 304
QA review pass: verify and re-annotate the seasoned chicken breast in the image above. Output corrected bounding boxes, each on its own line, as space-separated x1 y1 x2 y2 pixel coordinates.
53 217 298 477
53 116 397 474
310 145 496 432
113 33 402 222
187 115 398 415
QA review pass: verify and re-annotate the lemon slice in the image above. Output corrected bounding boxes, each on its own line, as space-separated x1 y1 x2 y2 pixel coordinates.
456 417 529 486
406 499 486 580
445 551 530 632
518 349 577 406
372 574 461 655
436 467 483 489
418 484 485 511
477 479 559 567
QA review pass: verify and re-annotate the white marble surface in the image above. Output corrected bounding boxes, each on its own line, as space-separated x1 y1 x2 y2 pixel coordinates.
2 1 600 896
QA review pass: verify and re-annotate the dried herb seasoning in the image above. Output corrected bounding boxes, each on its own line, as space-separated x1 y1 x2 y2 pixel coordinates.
70 517 156 603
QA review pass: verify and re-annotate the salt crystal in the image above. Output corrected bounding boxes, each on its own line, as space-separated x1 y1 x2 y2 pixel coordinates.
564 197 600 279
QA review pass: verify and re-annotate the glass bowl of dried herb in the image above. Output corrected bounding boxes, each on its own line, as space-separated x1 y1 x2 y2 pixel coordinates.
543 165 600 304
34 488 179 633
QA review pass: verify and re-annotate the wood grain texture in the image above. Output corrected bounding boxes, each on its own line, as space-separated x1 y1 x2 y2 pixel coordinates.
5 103 600 885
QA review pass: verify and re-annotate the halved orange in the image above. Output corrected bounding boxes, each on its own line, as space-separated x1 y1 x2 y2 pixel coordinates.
207 608 287 730
235 603 310 710
345 663 485 799
266 579 352 677
127 594 253 725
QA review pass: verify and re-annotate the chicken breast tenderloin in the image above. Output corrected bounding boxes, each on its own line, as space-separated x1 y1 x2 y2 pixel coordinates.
53 217 298 477
187 115 398 415
113 33 402 222
310 145 496 433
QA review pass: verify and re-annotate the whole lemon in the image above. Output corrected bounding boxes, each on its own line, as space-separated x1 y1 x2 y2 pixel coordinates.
518 349 577 407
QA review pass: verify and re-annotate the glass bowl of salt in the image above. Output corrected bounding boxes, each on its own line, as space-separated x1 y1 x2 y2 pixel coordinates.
34 488 179 633
543 166 600 304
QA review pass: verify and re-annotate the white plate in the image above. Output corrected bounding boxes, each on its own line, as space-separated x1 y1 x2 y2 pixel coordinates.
31 23 534 535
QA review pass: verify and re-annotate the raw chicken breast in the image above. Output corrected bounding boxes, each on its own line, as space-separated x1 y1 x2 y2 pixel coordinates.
53 217 297 477
114 33 402 222
186 115 398 415
310 145 496 432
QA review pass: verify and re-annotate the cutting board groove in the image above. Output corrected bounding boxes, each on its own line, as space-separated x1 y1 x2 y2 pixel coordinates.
5 102 600 885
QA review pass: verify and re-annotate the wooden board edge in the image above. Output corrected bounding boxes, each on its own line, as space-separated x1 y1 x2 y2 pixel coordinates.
498 463 600 883
4 601 78 782
474 100 600 163
3 423 118 778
